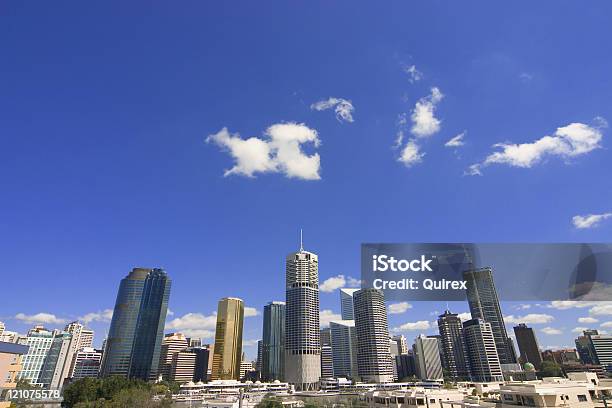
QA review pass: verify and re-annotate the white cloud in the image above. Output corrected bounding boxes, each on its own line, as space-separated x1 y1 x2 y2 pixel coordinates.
458 312 472 322
541 327 563 335
244 307 259 317
398 139 424 167
15 313 67 325
519 72 534 82
600 321 612 328
445 131 466 148
403 65 423 83
572 213 612 229
320 275 347 293
467 121 605 175
166 312 217 339
166 308 174 317
207 123 321 180
78 309 113 324
242 339 259 347
388 302 412 315
572 327 588 334
410 87 444 138
578 317 599 324
504 313 554 324
589 303 612 316
393 320 431 332
320 310 342 327
311 97 355 123
346 277 362 287
514 304 532 311
547 301 599 310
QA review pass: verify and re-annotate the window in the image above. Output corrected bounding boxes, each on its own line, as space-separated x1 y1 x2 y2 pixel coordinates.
578 395 588 402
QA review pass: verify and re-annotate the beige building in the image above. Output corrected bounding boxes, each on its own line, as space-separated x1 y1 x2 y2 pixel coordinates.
158 332 189 380
211 297 244 380
0 341 29 408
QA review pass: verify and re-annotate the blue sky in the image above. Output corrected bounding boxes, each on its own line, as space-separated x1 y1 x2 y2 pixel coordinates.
2 2 612 359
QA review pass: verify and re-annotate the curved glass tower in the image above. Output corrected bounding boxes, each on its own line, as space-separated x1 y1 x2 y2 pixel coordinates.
100 268 171 380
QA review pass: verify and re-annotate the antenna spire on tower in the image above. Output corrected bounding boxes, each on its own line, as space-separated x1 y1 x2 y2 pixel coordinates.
300 228 304 252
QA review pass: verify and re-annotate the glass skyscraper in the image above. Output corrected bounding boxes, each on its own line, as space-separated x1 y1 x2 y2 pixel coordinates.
100 267 171 380
211 297 244 380
463 267 515 365
262 301 285 381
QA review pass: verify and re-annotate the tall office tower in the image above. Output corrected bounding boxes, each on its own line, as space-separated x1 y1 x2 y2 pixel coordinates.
575 330 612 372
191 347 210 382
170 350 197 383
330 320 358 378
211 297 244 380
513 324 544 369
396 351 417 380
354 289 394 383
576 330 599 364
437 310 470 380
159 333 189 381
393 335 408 355
413 335 443 380
100 268 171 380
507 336 518 364
284 239 321 391
64 322 94 351
71 347 102 380
340 288 358 320
463 319 503 382
321 345 334 378
262 301 285 381
17 326 54 386
38 331 75 389
256 340 263 372
463 267 515 364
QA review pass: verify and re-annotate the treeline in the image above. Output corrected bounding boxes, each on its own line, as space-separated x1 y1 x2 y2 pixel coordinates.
61 376 180 407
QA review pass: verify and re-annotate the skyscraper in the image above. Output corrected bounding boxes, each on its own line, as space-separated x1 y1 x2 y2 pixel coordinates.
320 327 334 378
392 335 408 355
513 324 543 369
211 297 244 380
437 310 470 380
354 288 394 383
100 267 171 380
463 267 515 365
17 326 54 387
262 301 285 381
330 320 358 378
413 335 444 381
575 330 612 372
340 288 358 320
463 318 503 382
284 237 321 391
158 333 189 381
38 331 75 389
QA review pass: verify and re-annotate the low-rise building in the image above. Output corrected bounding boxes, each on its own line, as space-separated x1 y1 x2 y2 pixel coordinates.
0 341 29 408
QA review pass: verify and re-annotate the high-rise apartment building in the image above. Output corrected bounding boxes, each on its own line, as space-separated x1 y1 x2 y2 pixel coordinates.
211 297 244 380
463 267 515 365
354 288 394 383
575 330 612 372
392 335 408 355
17 326 55 387
340 288 358 320
330 320 358 379
159 333 189 381
100 268 171 380
262 301 285 381
463 318 503 382
38 331 75 389
170 350 197 383
71 347 102 380
513 324 544 369
284 239 321 391
413 335 443 381
437 310 470 380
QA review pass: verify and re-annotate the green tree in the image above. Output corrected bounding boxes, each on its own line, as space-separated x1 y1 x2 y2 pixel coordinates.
539 360 563 378
256 396 284 408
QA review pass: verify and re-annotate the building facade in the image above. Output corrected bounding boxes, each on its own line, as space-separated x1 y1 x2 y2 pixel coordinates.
330 320 358 379
514 323 544 369
211 297 244 380
262 301 285 381
463 318 503 382
100 267 172 380
71 347 102 380
463 267 515 365
158 333 189 381
413 334 443 381
284 244 321 391
437 310 470 380
340 288 358 320
354 289 394 383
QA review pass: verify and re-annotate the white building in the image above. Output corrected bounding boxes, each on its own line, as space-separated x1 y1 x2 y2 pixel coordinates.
71 347 102 379
414 335 443 381
17 326 55 387
284 239 321 391
463 319 503 383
